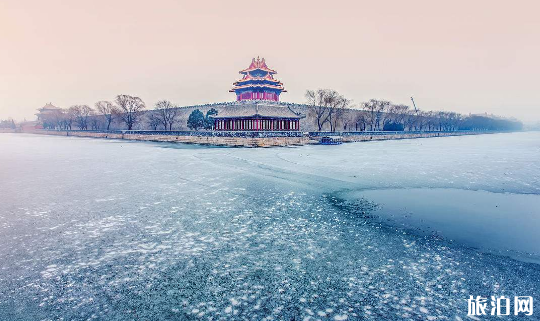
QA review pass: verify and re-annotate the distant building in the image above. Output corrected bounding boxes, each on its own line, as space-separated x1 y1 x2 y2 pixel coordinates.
19 121 41 132
230 57 286 102
35 103 62 127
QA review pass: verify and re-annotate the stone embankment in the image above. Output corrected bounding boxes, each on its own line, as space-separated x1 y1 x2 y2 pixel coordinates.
30 130 489 147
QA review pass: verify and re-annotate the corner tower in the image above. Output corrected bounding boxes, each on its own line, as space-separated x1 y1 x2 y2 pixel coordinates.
230 57 286 101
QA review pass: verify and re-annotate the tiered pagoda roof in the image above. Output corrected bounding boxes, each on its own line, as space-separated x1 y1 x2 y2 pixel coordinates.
38 102 61 111
239 57 277 74
230 57 286 101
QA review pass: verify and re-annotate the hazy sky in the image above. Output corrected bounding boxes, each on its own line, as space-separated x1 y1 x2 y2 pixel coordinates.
1 0 539 122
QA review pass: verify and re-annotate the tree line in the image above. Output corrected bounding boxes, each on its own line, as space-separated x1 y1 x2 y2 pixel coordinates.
306 89 522 132
37 91 522 132
41 95 181 131
41 95 222 131
0 119 16 129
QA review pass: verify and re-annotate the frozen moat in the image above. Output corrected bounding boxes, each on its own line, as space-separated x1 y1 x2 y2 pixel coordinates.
0 132 539 320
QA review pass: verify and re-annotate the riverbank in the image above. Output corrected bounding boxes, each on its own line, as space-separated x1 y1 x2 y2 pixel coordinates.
26 129 496 147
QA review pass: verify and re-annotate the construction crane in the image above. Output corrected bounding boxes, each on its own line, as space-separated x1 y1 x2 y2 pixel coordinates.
410 96 418 113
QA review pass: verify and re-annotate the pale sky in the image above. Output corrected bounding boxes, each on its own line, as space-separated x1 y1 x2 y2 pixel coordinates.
1 0 539 122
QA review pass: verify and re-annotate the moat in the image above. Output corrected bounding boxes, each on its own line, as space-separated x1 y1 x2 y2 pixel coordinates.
0 132 539 320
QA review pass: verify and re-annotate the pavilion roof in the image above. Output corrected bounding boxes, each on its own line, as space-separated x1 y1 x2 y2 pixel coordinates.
238 72 280 82
212 103 302 119
239 57 277 74
229 83 287 92
39 102 61 110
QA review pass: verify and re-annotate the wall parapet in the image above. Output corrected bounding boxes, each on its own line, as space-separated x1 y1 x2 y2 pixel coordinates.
30 129 504 147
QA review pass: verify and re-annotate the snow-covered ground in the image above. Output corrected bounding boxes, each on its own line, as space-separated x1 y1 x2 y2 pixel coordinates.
0 132 539 320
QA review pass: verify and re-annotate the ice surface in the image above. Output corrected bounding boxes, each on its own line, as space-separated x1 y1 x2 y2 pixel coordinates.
0 132 539 320
339 188 540 260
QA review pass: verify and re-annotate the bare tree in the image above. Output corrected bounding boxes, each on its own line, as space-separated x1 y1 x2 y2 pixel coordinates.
414 111 428 131
384 104 409 130
95 101 119 130
61 108 76 130
115 95 146 130
154 100 178 130
403 109 420 131
375 100 390 130
423 111 437 131
362 100 377 131
69 105 94 130
90 117 101 130
354 112 368 131
306 89 346 131
446 112 462 131
147 112 161 130
361 99 391 130
328 95 351 132
306 90 328 131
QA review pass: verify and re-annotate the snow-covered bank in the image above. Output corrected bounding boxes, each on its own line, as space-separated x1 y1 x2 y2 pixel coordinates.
27 128 496 147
